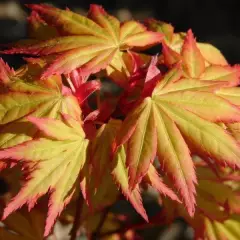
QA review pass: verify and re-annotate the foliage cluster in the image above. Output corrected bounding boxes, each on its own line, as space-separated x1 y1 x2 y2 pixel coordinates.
1 4 240 240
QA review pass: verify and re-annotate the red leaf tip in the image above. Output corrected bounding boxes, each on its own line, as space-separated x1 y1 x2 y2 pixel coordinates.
89 4 106 15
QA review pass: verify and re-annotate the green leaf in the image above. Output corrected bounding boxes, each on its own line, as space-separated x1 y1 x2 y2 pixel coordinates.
0 77 81 149
0 115 88 236
0 208 45 240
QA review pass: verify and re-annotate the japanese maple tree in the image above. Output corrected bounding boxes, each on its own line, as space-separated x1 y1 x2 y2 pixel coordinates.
1 4 240 240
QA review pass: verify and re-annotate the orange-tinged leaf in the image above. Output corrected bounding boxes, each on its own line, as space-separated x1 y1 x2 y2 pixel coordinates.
80 163 119 213
161 164 240 240
88 4 120 44
158 78 227 95
0 91 56 125
204 215 240 240
116 98 157 190
0 72 81 149
162 42 181 66
26 4 108 37
152 64 182 95
152 103 196 216
200 65 240 87
144 164 180 202
162 165 240 239
114 99 149 147
41 45 117 78
227 123 240 143
157 90 240 123
158 102 240 169
28 10 58 40
120 21 163 48
145 19 174 43
147 20 228 68
112 145 148 221
153 69 240 123
216 87 240 106
181 29 205 78
90 119 121 188
0 208 45 240
0 58 14 84
0 116 89 236
196 190 229 221
106 51 151 88
5 4 162 82
197 42 228 66
5 36 106 56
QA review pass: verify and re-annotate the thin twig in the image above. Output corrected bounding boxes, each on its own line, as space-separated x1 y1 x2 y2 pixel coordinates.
91 206 111 240
99 216 165 238
96 89 101 109
70 193 84 240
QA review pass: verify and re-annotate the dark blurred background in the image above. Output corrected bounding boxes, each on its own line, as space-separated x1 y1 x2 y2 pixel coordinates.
0 1 238 239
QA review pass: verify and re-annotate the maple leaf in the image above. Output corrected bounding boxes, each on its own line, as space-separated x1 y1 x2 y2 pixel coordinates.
4 4 162 82
0 58 15 85
0 115 89 236
81 119 146 220
0 207 45 240
80 160 119 214
84 212 139 240
0 59 81 150
203 215 240 240
146 22 240 89
146 19 228 66
181 29 205 78
27 10 58 40
113 63 240 217
161 165 240 240
112 144 148 222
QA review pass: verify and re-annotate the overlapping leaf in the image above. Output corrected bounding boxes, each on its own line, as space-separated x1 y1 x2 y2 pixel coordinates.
83 119 147 220
146 19 228 66
0 115 89 236
203 215 240 240
0 59 81 149
4 4 162 83
2 3 240 238
113 61 240 217
161 165 240 240
0 207 45 240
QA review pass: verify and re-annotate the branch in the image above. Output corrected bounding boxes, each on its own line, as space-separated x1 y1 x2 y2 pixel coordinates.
99 214 166 238
70 193 84 240
91 206 111 240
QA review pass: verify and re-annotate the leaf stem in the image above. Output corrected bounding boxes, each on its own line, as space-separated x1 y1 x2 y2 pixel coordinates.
96 89 101 109
99 213 166 238
70 193 84 240
99 219 160 238
91 206 110 240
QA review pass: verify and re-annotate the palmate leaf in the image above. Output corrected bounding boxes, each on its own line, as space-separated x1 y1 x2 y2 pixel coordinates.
0 207 45 240
162 165 240 240
203 215 240 240
0 60 81 149
112 145 179 222
148 22 240 89
4 4 163 83
0 115 89 236
84 119 147 220
82 119 178 221
0 58 15 85
181 29 205 78
113 64 240 216
146 19 228 66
